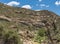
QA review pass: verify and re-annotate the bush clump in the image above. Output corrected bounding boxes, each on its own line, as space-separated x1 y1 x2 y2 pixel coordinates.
34 28 46 43
0 26 23 44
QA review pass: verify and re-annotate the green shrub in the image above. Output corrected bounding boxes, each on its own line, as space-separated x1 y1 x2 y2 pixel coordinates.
37 28 46 37
0 26 23 44
0 26 5 38
4 30 22 44
34 28 46 43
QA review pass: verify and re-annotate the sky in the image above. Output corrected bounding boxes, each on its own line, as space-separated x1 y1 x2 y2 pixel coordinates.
0 0 60 15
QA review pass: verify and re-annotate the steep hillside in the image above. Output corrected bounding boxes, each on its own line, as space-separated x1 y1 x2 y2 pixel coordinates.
0 3 60 44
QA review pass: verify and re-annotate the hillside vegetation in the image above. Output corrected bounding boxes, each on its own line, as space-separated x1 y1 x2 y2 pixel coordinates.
0 3 60 44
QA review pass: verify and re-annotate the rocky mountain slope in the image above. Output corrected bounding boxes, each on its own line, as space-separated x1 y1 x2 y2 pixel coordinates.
0 3 60 44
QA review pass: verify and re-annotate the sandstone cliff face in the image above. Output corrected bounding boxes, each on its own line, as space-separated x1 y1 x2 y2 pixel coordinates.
0 3 60 44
